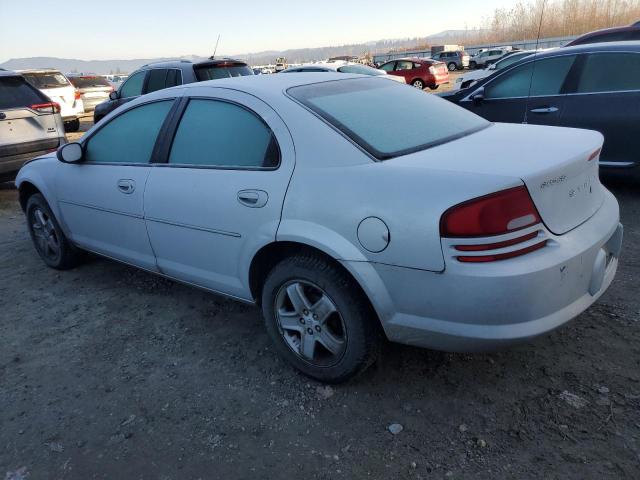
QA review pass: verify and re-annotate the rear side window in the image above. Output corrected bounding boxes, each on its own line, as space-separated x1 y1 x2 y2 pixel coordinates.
146 69 168 93
485 55 575 98
396 61 413 71
194 64 254 81
577 52 640 93
165 69 181 88
0 76 47 109
289 77 489 160
168 99 279 168
120 71 146 98
85 101 173 164
22 72 70 89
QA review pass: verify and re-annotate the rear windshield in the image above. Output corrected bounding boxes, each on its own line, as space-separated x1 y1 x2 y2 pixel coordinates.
288 77 489 159
21 72 70 89
194 64 254 81
69 76 112 88
0 76 48 109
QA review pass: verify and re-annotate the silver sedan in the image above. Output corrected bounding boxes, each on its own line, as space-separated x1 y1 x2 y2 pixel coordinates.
16 73 622 382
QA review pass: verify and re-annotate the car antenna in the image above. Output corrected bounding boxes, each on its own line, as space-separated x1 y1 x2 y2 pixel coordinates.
523 0 547 125
211 35 221 60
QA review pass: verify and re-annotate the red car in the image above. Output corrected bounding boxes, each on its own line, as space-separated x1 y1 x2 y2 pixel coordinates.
378 57 449 90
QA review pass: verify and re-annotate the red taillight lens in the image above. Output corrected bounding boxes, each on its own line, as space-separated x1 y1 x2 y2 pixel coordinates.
457 240 548 263
74 90 81 100
440 186 541 238
30 102 60 114
588 148 601 161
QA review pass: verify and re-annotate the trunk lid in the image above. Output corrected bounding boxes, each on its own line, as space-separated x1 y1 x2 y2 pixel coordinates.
394 123 605 235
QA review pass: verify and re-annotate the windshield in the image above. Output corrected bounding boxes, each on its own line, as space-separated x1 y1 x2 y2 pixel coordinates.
289 77 489 160
337 64 384 76
194 64 254 81
21 72 70 89
69 76 112 88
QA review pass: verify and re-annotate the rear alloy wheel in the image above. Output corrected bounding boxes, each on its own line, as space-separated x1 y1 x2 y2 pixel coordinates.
262 254 380 383
448 62 457 72
64 118 80 133
26 193 82 270
411 79 425 90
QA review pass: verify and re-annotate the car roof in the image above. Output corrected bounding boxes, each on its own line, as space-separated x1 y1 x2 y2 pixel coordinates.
16 69 63 74
0 70 23 78
568 22 640 44
535 40 640 56
141 58 248 69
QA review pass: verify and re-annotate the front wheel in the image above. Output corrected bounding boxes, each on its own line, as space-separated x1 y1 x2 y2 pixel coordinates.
448 62 457 71
26 194 82 270
261 254 380 383
411 79 425 90
469 61 477 69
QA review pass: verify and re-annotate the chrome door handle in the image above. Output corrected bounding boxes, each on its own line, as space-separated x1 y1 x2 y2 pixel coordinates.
117 179 135 194
530 107 558 114
238 189 268 208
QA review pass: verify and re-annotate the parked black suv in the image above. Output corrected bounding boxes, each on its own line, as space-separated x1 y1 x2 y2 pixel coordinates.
93 58 253 123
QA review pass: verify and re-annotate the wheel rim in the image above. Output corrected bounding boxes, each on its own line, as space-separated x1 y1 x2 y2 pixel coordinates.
275 280 347 367
413 80 423 89
30 207 61 262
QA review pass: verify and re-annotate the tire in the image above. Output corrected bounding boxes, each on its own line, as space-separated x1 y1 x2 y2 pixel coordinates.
261 253 381 383
26 193 82 270
64 118 80 133
469 61 477 69
411 79 425 90
448 62 457 72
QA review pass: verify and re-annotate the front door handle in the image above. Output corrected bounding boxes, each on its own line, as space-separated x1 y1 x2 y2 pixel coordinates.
238 189 268 208
530 107 559 114
117 179 136 194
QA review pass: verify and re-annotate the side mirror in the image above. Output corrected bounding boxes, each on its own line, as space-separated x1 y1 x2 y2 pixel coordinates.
109 90 118 100
471 88 485 105
57 142 84 163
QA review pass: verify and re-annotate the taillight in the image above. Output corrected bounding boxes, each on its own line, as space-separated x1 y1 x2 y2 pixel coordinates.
30 102 60 114
74 90 81 100
588 148 601 161
441 186 546 262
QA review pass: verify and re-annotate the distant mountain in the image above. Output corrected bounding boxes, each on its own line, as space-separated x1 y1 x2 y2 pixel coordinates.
0 31 482 74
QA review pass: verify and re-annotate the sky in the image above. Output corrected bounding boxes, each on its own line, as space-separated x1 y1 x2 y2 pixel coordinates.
0 0 518 62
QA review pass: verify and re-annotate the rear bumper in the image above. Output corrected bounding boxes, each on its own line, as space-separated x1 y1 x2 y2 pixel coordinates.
346 189 622 352
0 141 63 174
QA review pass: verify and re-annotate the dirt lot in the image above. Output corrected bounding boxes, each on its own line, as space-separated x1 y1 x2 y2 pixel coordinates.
1 116 639 479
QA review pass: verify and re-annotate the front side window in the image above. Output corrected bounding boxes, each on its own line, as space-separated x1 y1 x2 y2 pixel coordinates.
84 101 173 164
289 77 489 160
577 52 640 93
120 71 146 98
169 99 279 168
485 55 575 99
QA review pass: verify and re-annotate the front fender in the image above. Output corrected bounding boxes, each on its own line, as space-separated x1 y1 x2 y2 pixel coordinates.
15 156 65 230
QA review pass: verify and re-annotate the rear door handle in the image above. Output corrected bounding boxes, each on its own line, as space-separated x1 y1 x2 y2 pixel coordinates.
117 179 135 194
530 107 559 114
238 189 268 208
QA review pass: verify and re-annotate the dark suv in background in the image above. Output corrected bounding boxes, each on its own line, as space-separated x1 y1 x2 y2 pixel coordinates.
565 21 640 46
93 58 254 123
431 50 470 71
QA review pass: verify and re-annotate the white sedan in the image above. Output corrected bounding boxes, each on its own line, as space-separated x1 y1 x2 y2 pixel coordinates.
15 73 623 383
280 61 406 83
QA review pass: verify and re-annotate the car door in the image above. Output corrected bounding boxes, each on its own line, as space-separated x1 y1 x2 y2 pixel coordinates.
460 54 576 125
143 87 295 300
558 51 640 166
56 98 177 270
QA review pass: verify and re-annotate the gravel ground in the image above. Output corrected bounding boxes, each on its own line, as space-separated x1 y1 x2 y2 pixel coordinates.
0 118 639 479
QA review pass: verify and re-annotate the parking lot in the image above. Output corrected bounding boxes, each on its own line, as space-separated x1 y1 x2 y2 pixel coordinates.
1 111 639 477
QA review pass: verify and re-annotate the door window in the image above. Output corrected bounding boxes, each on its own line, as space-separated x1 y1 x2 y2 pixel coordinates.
168 99 280 168
119 71 146 98
84 101 173 164
396 61 414 71
484 55 575 99
145 69 168 93
165 69 181 88
577 53 640 93
379 62 395 72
